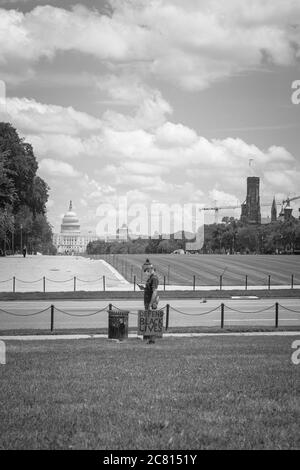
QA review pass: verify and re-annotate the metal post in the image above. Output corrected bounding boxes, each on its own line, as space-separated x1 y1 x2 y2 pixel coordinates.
50 304 54 332
134 275 136 291
221 303 225 329
13 276 15 293
103 275 106 292
291 274 294 290
220 275 223 291
74 276 76 292
193 275 196 291
43 276 45 293
109 303 112 312
164 276 166 291
268 275 271 290
166 304 170 331
245 275 248 291
275 302 279 328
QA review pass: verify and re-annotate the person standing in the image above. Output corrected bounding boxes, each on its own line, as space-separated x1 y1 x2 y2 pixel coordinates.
143 264 159 344
22 246 27 258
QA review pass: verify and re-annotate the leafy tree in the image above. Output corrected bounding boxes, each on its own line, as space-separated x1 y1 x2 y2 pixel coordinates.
0 122 54 254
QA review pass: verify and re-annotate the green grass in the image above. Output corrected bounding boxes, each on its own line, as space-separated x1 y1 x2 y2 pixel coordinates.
100 253 300 286
1 288 300 301
0 336 299 449
1 325 300 336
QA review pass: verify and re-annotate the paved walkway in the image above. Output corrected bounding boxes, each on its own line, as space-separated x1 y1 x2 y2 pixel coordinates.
1 331 300 341
0 255 130 292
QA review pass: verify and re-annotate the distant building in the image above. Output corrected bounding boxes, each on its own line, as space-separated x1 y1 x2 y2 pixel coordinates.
116 224 129 241
284 201 293 221
53 201 99 254
240 177 261 224
271 197 277 222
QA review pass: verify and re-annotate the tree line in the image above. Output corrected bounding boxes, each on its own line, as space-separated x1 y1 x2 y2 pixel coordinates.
87 217 300 255
0 122 55 255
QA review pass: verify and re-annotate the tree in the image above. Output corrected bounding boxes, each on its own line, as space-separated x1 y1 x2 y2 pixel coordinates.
0 150 16 208
0 122 53 253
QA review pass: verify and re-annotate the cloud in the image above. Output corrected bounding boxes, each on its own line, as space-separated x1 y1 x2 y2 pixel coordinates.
1 1 300 90
155 122 198 147
3 89 299 224
6 97 102 135
8 95 298 208
38 159 81 178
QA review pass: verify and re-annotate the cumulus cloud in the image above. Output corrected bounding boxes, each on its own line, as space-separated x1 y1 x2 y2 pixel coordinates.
155 122 198 147
6 97 102 134
0 1 300 90
8 94 298 210
39 159 81 178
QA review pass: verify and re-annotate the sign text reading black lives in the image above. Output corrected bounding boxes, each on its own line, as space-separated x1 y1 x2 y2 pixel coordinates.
138 310 164 337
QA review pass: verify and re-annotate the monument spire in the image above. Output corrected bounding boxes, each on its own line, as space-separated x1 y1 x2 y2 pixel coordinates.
271 196 277 222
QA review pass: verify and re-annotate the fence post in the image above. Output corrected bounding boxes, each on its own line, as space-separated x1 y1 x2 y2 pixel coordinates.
268 275 271 290
193 275 196 291
245 275 248 291
103 275 106 292
50 304 54 332
13 276 15 293
109 303 112 312
220 275 223 291
291 274 294 290
275 302 279 328
166 304 170 331
164 276 166 291
43 276 46 293
74 276 76 292
221 303 225 329
134 275 136 291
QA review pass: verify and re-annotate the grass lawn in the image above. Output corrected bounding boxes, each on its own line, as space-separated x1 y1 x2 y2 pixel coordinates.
100 253 300 286
0 336 299 450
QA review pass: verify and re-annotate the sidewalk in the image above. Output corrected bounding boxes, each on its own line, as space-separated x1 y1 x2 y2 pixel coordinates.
1 331 300 341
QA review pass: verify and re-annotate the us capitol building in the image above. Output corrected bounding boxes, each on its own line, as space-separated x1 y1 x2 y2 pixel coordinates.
53 201 99 254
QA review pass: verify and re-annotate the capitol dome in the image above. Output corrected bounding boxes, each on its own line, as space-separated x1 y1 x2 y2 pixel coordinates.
61 201 80 233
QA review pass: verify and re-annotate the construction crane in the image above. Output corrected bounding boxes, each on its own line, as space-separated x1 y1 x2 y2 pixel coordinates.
200 202 278 224
200 205 240 224
279 195 300 219
282 195 300 205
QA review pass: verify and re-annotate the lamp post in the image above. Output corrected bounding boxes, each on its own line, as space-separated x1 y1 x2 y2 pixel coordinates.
20 224 23 252
12 226 14 254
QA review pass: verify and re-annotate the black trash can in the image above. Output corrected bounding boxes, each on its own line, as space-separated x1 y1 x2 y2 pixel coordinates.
108 309 129 340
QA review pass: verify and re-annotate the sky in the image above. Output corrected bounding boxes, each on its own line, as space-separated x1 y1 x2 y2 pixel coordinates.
0 0 300 233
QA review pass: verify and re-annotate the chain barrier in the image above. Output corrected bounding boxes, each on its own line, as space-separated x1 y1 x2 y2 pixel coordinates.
278 304 300 314
45 277 74 283
0 302 299 318
0 278 12 283
54 305 109 317
76 277 102 283
15 278 43 284
224 304 275 314
169 305 220 316
0 306 50 317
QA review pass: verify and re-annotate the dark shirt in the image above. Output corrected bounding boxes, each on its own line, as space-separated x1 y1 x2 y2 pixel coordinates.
144 273 159 302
